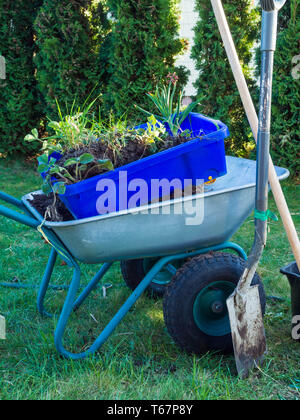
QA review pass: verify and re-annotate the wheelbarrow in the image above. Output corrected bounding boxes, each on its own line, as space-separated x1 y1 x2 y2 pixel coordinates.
0 155 289 360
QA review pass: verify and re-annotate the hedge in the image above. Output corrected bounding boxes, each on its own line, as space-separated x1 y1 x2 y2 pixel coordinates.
105 0 188 119
34 0 109 118
265 0 300 176
0 0 43 155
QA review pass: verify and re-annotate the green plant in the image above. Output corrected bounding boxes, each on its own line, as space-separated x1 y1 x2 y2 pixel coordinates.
136 74 200 137
24 98 99 153
95 113 134 147
0 0 43 156
64 155 114 182
137 115 167 153
192 0 260 156
37 152 114 196
26 104 172 198
105 0 188 118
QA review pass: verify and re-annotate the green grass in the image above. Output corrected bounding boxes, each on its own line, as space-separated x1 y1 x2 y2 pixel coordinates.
0 157 299 400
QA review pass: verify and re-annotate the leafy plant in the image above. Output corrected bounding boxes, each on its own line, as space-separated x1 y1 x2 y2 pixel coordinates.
25 128 62 155
135 74 200 137
64 154 114 182
38 152 114 196
24 98 99 153
136 115 167 153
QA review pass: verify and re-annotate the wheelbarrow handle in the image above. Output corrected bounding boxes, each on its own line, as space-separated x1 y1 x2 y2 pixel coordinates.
0 204 39 229
0 191 26 210
0 191 40 229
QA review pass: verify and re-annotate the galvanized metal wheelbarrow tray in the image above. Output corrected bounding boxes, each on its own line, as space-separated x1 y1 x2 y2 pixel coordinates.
0 156 289 360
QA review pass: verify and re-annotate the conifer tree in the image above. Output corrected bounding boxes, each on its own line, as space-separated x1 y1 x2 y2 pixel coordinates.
105 0 188 119
34 0 110 118
192 0 259 155
0 0 42 155
265 0 300 175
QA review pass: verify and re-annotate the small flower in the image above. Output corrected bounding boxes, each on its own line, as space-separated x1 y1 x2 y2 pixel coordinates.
167 72 179 85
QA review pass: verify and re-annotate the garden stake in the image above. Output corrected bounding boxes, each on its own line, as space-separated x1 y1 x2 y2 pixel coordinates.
227 0 287 378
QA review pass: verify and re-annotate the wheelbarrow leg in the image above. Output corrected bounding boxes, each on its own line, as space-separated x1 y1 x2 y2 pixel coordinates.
54 257 169 360
51 242 247 360
38 254 113 317
73 263 113 311
37 248 58 317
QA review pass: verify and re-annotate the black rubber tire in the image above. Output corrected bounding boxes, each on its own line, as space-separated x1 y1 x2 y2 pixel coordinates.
163 252 266 355
120 258 185 298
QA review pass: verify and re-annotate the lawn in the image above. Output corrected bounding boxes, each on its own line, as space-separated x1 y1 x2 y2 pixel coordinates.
0 157 299 400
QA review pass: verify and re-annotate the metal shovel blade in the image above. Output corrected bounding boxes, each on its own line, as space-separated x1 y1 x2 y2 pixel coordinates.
227 285 267 378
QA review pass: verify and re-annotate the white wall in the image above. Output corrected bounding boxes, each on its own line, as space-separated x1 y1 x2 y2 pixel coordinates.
176 0 198 97
176 0 258 96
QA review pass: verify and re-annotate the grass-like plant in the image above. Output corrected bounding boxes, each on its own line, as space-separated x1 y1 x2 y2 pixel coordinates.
25 97 100 153
135 73 200 137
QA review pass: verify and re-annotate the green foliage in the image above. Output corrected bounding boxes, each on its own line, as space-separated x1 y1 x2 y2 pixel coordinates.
27 106 172 196
267 0 300 176
25 98 99 153
34 0 110 118
135 73 200 136
192 0 260 156
0 0 43 155
90 0 112 84
39 151 114 196
105 0 189 119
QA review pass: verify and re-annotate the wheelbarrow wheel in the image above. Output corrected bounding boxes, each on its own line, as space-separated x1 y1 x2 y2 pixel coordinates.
120 258 185 298
163 252 266 355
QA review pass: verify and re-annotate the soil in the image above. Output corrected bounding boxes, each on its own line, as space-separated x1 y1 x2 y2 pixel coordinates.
29 184 202 223
57 134 191 182
29 193 74 222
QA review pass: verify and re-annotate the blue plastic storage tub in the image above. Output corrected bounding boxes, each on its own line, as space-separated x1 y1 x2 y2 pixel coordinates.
52 112 229 219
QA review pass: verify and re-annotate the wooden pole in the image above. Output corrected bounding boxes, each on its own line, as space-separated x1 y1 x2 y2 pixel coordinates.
210 0 300 269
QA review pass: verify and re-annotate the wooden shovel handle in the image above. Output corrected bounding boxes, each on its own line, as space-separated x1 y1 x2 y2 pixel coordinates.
210 0 300 270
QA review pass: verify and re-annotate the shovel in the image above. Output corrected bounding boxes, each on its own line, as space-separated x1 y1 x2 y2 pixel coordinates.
227 0 287 378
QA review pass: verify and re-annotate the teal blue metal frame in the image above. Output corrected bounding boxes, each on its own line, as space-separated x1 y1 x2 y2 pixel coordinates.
0 191 247 360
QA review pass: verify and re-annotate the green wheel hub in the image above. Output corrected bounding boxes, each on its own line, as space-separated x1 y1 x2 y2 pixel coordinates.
193 281 235 337
143 258 184 286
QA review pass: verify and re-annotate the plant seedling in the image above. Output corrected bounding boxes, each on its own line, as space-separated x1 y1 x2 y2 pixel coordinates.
38 152 114 198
